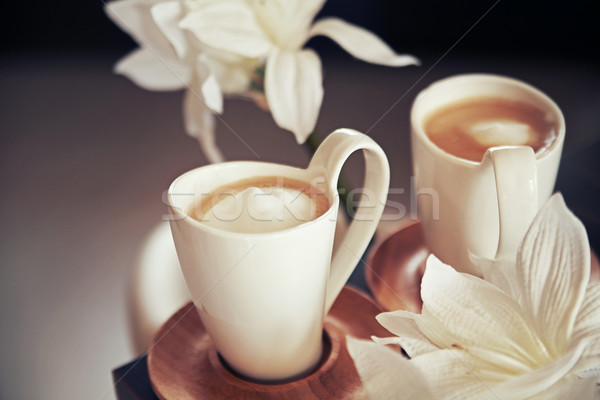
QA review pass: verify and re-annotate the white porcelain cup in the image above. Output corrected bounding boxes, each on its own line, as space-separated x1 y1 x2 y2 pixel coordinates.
411 74 565 275
167 129 389 381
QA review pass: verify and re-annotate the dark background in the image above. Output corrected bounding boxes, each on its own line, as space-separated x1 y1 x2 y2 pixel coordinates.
3 0 599 67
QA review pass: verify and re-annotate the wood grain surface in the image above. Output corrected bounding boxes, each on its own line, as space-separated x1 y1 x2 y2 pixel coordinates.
366 221 427 313
366 221 600 313
148 286 391 399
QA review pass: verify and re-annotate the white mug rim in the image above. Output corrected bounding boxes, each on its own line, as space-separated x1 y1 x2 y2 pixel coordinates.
167 161 340 239
410 73 566 167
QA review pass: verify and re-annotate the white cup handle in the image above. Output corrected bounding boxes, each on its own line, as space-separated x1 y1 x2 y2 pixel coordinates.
309 128 390 314
488 146 538 260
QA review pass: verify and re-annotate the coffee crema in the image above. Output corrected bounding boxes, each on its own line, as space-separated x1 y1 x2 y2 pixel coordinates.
424 96 558 162
189 176 330 234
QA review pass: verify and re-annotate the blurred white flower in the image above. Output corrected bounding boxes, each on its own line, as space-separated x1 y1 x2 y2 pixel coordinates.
180 0 419 144
105 0 260 163
348 194 600 400
106 0 419 161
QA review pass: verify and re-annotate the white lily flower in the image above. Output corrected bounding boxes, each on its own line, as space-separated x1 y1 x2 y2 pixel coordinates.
348 194 600 400
105 0 260 163
179 0 420 144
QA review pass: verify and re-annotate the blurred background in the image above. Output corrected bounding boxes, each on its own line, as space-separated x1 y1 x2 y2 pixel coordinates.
1 1 599 399
3 0 600 65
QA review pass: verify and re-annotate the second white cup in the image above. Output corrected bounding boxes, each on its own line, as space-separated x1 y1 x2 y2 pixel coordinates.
411 74 565 275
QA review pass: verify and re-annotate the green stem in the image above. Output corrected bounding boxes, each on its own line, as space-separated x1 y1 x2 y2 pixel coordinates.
304 130 354 220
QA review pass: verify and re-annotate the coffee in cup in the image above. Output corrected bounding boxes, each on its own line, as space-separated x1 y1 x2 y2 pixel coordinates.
189 176 330 233
424 96 559 162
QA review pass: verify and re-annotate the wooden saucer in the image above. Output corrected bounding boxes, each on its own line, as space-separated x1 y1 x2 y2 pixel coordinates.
366 221 600 312
148 286 390 399
366 221 427 313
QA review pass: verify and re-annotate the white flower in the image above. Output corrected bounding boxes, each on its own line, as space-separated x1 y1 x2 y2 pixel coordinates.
179 0 419 143
105 0 260 163
348 194 600 400
106 0 419 161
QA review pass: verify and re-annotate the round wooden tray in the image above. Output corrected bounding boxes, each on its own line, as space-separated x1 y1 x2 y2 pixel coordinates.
366 221 600 312
366 221 428 312
148 286 390 399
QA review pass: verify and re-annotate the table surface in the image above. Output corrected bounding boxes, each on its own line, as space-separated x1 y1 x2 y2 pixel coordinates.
1 52 599 400
113 356 159 400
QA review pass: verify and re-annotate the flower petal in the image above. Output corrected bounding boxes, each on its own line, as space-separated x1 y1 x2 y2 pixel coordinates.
248 0 326 28
202 55 259 94
346 337 435 400
409 349 508 399
151 1 188 59
308 18 420 67
195 56 223 113
105 0 174 57
247 0 325 49
476 340 587 400
375 310 438 357
201 74 223 114
533 375 600 400
517 194 591 357
183 89 224 164
179 3 272 58
476 256 521 302
115 48 190 91
420 255 550 367
571 282 600 372
265 49 323 143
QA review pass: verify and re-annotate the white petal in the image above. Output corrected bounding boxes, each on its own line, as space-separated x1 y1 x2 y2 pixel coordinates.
308 18 420 67
532 375 600 400
476 256 521 301
375 310 438 357
346 337 435 400
410 350 504 399
183 89 224 164
151 1 188 59
408 307 535 376
265 49 323 143
476 341 587 400
201 74 222 113
572 283 600 342
115 48 190 91
248 0 325 26
577 365 600 381
179 3 272 58
247 0 325 49
371 336 403 346
517 194 591 357
571 282 600 372
195 56 223 113
105 0 174 57
420 255 550 367
202 55 259 94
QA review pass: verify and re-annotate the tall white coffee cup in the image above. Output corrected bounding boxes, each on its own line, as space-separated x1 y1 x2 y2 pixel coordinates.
167 129 389 381
411 74 565 275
